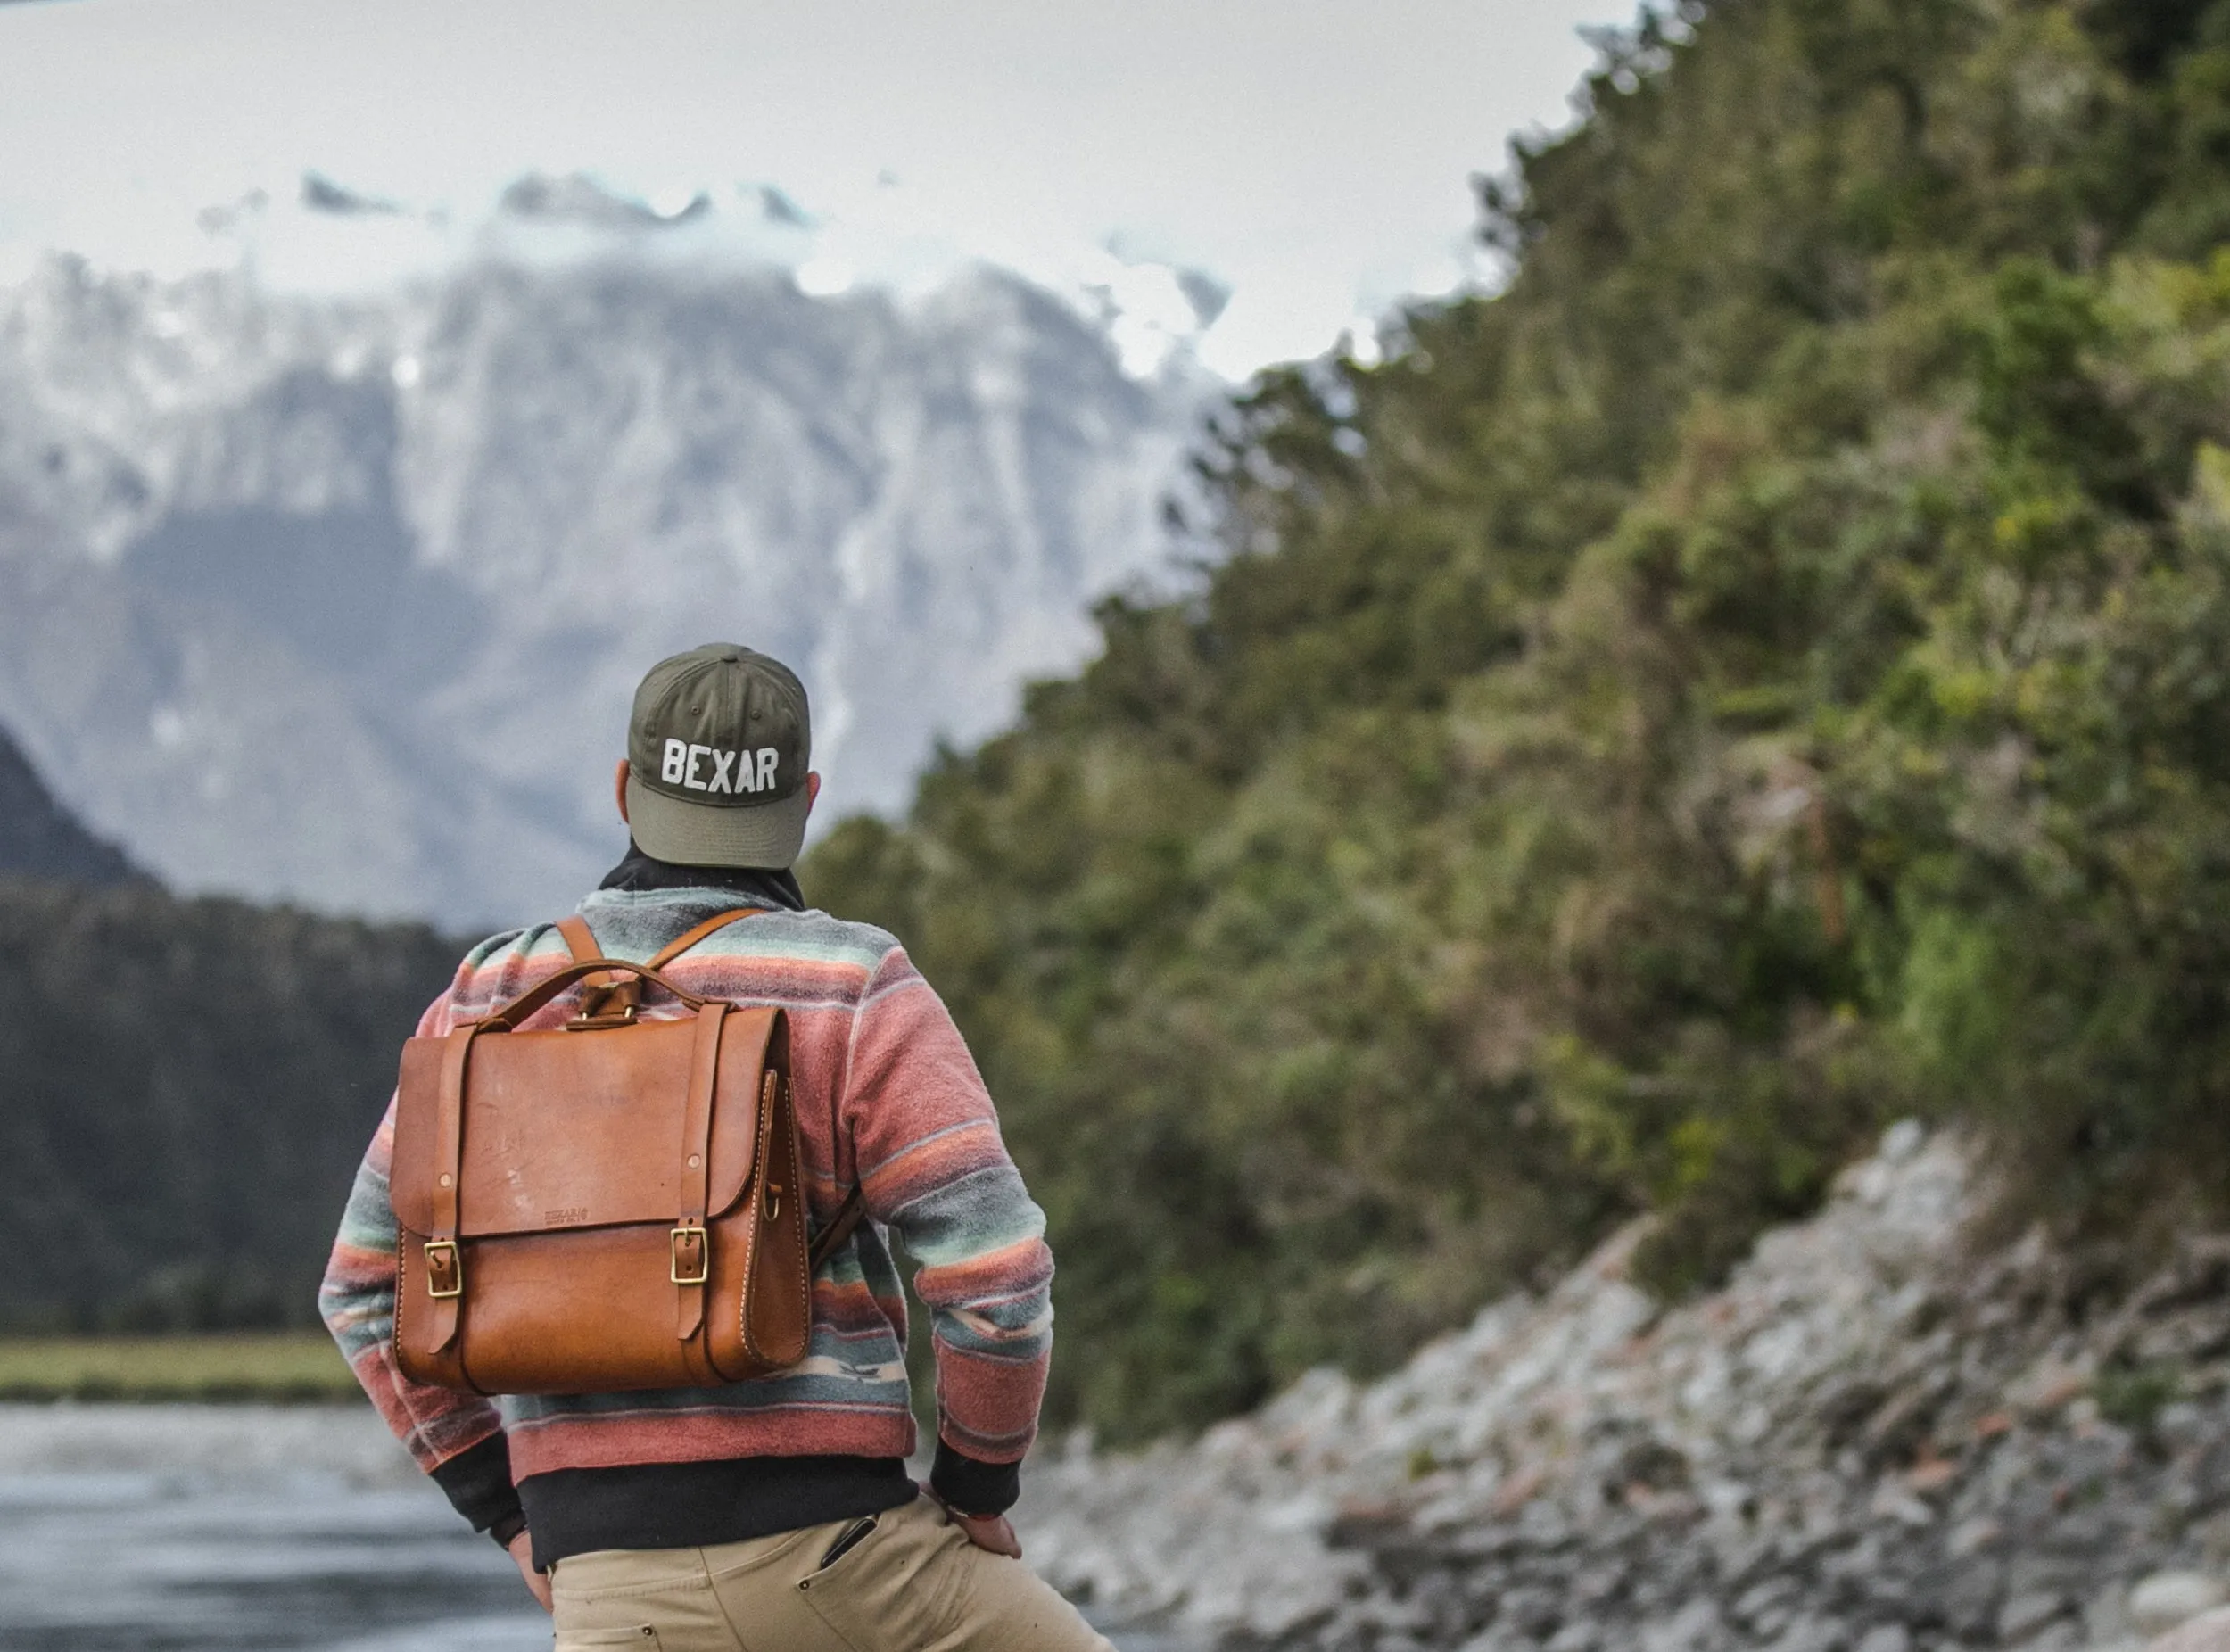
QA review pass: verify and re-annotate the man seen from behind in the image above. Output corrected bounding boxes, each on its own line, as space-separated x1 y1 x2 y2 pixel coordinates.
320 643 1111 1651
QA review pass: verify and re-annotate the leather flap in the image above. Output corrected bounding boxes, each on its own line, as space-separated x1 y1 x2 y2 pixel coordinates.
391 1005 781 1239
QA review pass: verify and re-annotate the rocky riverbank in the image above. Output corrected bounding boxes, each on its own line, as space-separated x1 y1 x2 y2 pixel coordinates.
1017 1126 2230 1652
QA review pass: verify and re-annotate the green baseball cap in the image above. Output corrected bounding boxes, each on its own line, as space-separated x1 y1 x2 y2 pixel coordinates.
624 643 814 868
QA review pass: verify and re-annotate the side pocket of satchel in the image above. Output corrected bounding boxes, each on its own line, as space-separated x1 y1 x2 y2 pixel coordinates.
741 1069 814 1369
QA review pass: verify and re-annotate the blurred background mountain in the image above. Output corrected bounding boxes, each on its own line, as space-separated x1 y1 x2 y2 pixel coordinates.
0 249 1196 920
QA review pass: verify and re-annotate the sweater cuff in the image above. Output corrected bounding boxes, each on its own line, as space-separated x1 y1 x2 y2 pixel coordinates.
430 1433 525 1535
930 1440 1020 1516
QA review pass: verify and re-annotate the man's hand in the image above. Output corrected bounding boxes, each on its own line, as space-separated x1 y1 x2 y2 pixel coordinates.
927 1487 1023 1559
508 1531 553 1612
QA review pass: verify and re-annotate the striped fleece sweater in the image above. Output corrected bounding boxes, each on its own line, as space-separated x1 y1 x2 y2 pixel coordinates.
319 883 1054 1561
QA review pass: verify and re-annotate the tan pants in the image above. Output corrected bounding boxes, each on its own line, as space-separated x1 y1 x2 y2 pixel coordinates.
549 1492 1115 1652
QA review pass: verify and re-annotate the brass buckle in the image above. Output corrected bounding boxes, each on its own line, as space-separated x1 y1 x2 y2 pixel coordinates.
566 983 640 1032
565 1005 638 1031
424 1240 463 1300
670 1225 709 1285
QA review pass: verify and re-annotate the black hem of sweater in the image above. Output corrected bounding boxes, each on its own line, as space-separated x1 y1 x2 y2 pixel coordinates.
520 1455 919 1571
431 1434 525 1536
931 1440 1020 1516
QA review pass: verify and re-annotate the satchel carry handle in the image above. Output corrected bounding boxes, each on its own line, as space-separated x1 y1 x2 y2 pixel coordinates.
558 908 770 976
477 958 712 1030
557 910 765 1028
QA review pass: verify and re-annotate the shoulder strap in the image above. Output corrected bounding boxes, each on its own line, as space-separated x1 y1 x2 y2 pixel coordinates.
646 907 763 971
555 911 757 1024
556 915 607 972
554 913 629 1021
552 908 759 976
808 1186 868 1271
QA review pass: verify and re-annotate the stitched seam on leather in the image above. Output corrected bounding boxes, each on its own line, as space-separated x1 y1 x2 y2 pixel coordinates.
388 1228 450 1444
763 1080 812 1367
390 1227 410 1383
721 1068 770 1378
742 1064 811 1368
386 987 491 1441
786 1093 810 1356
740 1059 798 1369
729 1203 760 1376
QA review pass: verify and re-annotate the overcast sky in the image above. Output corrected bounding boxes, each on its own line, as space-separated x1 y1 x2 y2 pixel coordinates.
0 0 1635 376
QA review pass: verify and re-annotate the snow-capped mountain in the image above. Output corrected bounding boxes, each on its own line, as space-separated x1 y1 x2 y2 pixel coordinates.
0 247 1202 922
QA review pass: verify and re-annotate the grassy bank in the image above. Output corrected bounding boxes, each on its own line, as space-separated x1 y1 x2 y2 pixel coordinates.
0 1333 360 1403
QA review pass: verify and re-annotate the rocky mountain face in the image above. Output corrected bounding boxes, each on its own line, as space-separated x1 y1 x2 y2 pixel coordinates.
0 252 1196 923
0 723 138 886
1020 1128 2230 1652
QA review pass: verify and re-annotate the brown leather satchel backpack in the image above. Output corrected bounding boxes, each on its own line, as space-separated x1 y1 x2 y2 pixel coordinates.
389 909 863 1394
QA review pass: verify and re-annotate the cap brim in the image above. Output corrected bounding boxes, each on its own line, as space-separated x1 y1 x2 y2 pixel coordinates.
626 774 812 869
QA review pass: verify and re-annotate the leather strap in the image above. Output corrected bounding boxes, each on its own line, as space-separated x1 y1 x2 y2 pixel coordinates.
481 959 709 1030
808 1186 868 1272
549 908 761 975
427 1023 482 1352
558 914 636 1023
647 908 764 972
552 910 756 1025
673 1004 727 1342
556 915 607 974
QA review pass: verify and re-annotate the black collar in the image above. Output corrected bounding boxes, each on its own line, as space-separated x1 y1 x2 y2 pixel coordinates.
597 843 806 912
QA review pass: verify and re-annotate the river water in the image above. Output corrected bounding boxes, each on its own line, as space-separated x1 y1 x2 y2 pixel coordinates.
0 1406 1172 1651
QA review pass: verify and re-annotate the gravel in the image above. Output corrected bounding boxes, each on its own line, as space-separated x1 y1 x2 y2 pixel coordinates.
1016 1126 2230 1652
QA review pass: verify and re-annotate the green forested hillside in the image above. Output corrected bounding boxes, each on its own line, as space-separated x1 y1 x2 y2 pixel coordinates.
806 0 2230 1439
0 880 458 1333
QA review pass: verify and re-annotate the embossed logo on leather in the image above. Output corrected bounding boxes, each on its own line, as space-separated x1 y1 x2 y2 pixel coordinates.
544 1207 590 1226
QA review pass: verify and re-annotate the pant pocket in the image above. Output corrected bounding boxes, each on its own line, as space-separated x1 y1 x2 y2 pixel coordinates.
797 1498 965 1649
556 1628 662 1651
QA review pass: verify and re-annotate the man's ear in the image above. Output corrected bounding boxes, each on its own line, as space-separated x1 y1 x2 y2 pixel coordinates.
615 759 632 824
805 771 822 812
